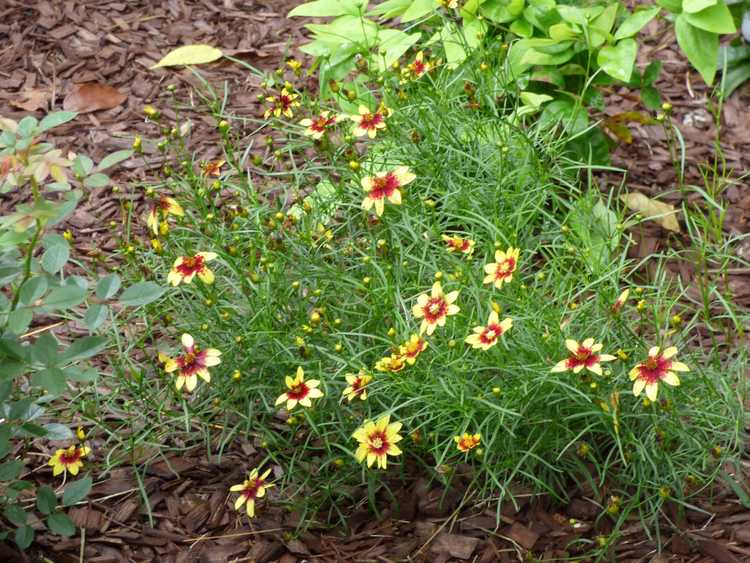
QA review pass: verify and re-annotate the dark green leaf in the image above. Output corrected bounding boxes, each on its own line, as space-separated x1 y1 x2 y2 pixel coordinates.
7 309 33 335
60 336 106 363
0 459 24 481
42 285 87 310
83 304 108 331
96 150 133 172
41 242 70 274
675 14 719 84
30 332 58 367
47 512 76 537
37 112 77 133
42 423 74 441
641 85 662 110
119 281 166 307
63 476 92 506
30 368 67 396
4 505 27 526
95 273 121 300
0 424 11 458
37 486 58 515
83 173 110 189
19 277 49 306
14 525 33 550
19 422 47 438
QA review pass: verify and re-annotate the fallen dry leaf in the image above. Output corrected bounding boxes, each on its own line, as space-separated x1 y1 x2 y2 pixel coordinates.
620 192 681 233
151 44 223 69
62 82 127 113
10 89 50 112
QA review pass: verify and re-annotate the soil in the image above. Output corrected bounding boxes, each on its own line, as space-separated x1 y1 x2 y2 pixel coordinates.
1 0 749 561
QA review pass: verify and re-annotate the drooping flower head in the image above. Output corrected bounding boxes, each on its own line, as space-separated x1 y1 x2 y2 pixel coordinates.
350 104 392 139
48 445 91 477
299 111 337 140
146 196 184 235
353 415 403 469
465 311 512 351
229 468 274 517
275 367 323 410
612 289 630 313
264 88 300 119
163 333 221 392
454 433 481 453
442 234 475 256
375 353 407 373
361 166 415 217
167 251 217 286
551 338 615 376
343 370 372 402
400 334 427 365
483 247 520 289
412 281 460 335
630 346 688 401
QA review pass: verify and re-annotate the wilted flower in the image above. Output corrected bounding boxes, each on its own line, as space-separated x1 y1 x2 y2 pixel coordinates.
349 104 392 139
455 433 481 452
201 160 225 177
550 338 616 376
361 166 415 217
48 445 91 477
400 334 427 365
483 247 520 289
375 353 407 373
353 415 403 469
343 370 372 401
162 333 221 392
612 289 629 313
412 281 460 335
442 234 475 256
465 311 512 351
275 367 323 410
630 346 689 401
299 111 337 140
264 88 300 119
146 196 184 235
167 251 217 286
229 468 274 517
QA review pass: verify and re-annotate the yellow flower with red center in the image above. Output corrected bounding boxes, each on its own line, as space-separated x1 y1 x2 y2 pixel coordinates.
361 166 415 217
275 367 324 410
163 333 221 392
483 247 520 289
349 104 392 138
375 353 407 373
454 433 481 453
465 311 512 351
412 281 460 335
299 111 337 140
353 415 403 469
629 346 689 401
264 88 300 119
407 51 432 78
612 289 630 313
146 196 184 235
200 160 225 177
442 234 475 256
400 334 427 365
550 338 615 376
167 251 217 286
48 445 91 477
343 370 373 402
229 468 274 517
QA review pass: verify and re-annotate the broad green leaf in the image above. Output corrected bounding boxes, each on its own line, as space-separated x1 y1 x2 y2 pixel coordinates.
42 423 74 440
683 0 717 13
31 332 58 366
0 459 24 481
47 512 76 537
589 2 619 46
37 112 76 134
14 525 33 550
19 277 48 306
60 336 106 363
657 0 682 11
42 285 87 310
519 91 553 108
83 304 108 331
96 273 121 300
509 17 534 37
548 22 578 41
556 5 587 25
675 14 718 83
31 368 67 396
151 45 223 69
63 476 92 506
7 309 32 335
4 505 27 526
684 1 735 33
289 0 366 17
37 486 58 515
41 241 70 274
481 0 525 23
721 60 750 97
0 424 10 458
119 281 166 307
597 39 638 82
63 366 98 382
72 155 94 177
521 46 575 66
440 22 469 67
614 7 661 39
83 173 109 189
367 0 413 19
376 29 421 70
620 191 681 232
401 0 435 22
95 149 133 172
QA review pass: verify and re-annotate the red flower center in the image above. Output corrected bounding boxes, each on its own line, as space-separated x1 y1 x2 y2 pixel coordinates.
480 324 502 345
359 112 383 130
176 255 205 277
370 174 399 200
287 381 310 401
59 450 82 465
351 377 364 394
368 431 389 454
423 297 447 323
412 60 426 75
495 258 515 279
638 355 672 383
311 115 334 132
566 347 599 369
242 478 264 500
177 349 206 375
278 95 292 110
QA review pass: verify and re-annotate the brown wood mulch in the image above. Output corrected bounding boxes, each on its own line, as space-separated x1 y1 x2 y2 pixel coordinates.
1 0 749 561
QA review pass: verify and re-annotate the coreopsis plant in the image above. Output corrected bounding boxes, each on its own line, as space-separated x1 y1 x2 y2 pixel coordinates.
353 415 403 469
442 234 475 256
361 166 415 217
275 367 324 410
299 111 337 139
162 333 221 392
167 251 217 286
146 195 184 235
455 433 481 453
465 311 512 351
230 468 274 517
551 339 616 376
412 281 460 335
48 445 91 477
629 346 689 401
264 88 300 119
349 104 392 138
400 334 427 365
342 370 372 402
483 247 520 289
